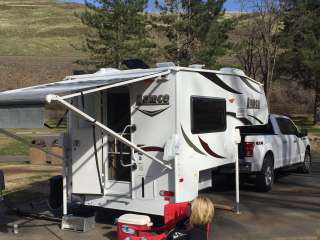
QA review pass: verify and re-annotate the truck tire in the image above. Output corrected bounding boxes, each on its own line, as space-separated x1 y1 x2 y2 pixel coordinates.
298 149 311 173
255 155 274 192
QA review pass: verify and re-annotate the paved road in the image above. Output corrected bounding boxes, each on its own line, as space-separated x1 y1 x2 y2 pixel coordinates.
0 158 319 240
210 158 320 240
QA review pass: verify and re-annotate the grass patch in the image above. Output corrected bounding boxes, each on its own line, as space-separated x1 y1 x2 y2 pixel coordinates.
1 163 62 196
2 174 52 195
0 140 29 156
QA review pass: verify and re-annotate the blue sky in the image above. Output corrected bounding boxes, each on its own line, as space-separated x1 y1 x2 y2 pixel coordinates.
64 0 242 12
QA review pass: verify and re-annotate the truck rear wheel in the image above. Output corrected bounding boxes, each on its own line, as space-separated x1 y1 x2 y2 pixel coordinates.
255 155 274 192
298 149 311 173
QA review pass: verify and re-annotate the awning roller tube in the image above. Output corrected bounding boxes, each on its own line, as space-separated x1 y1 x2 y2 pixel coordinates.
60 70 171 100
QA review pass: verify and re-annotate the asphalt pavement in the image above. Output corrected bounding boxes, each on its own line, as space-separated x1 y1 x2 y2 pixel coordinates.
0 158 319 240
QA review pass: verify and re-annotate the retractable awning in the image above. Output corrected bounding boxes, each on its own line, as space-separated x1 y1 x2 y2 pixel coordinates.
0 68 170 128
0 68 169 106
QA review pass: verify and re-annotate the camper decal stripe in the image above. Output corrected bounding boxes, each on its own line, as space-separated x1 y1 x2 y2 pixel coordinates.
136 106 170 117
240 77 262 94
199 72 242 94
180 125 206 155
141 146 164 152
248 114 264 124
227 112 253 125
198 137 226 159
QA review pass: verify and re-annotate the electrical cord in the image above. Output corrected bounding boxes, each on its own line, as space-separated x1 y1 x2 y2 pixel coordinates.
44 100 73 129
92 124 104 195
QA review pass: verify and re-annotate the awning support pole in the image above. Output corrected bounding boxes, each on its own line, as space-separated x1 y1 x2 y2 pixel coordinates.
234 128 241 214
46 94 172 170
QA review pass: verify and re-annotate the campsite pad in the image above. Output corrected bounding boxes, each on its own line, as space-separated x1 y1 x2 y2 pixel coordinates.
0 158 319 240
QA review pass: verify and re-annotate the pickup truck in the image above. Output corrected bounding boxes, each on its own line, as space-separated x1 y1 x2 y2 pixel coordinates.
220 114 311 192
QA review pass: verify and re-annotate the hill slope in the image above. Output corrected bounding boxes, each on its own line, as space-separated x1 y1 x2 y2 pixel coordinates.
0 0 88 90
0 0 86 57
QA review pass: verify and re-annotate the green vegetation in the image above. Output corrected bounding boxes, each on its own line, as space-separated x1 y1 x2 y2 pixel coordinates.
0 140 29 156
78 0 234 68
291 114 320 154
0 0 87 57
155 0 234 67
78 0 155 68
279 0 320 124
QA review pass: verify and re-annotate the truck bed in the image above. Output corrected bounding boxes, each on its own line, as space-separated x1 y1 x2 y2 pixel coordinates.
238 120 275 159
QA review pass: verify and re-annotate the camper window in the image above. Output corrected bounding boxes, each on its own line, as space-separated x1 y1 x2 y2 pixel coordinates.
191 96 226 134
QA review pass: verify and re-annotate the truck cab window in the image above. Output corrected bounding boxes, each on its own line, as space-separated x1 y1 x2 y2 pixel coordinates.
191 96 226 134
276 118 298 136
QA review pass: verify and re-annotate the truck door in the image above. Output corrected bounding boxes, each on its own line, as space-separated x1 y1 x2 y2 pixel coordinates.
287 119 302 164
276 117 300 165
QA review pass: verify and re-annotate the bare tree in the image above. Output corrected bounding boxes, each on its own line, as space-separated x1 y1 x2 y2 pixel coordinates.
234 14 260 79
235 0 283 100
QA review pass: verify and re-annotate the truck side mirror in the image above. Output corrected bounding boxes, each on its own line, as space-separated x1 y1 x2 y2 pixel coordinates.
299 128 308 137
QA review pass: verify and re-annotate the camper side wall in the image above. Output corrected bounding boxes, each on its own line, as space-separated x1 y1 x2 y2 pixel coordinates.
175 69 268 202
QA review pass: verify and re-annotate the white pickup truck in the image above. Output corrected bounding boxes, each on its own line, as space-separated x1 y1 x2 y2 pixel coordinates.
219 114 311 192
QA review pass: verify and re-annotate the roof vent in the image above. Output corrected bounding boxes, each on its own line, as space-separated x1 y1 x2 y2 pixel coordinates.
95 68 121 74
220 68 246 77
156 62 175 68
189 64 205 69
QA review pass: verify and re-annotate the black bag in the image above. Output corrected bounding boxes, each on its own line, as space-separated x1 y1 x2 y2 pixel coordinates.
166 229 188 240
0 170 5 191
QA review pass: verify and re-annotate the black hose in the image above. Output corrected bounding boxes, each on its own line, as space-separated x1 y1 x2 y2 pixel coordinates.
55 109 69 128
119 140 124 166
44 100 72 129
92 125 104 194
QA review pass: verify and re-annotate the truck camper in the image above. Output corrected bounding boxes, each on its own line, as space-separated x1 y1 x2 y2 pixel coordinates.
0 64 268 218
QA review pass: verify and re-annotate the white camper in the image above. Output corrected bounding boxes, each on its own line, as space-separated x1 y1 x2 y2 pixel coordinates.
0 65 268 216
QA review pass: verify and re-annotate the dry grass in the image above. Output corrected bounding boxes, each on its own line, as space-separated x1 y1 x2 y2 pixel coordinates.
0 163 62 194
0 0 90 90
0 0 87 57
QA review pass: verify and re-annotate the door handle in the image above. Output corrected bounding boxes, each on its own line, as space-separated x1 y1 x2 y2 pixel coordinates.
283 141 288 144
294 140 298 143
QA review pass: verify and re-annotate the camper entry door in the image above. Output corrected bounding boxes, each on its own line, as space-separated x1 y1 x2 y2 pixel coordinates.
104 88 132 196
71 94 104 195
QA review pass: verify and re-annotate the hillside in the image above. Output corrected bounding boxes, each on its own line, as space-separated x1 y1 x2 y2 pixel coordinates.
0 0 86 57
0 2 314 115
0 0 87 90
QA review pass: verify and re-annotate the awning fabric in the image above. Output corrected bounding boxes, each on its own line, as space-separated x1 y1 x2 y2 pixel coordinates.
0 68 169 128
0 68 168 106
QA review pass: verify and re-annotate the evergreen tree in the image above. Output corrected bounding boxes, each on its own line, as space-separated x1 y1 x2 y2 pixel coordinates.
279 0 320 123
155 0 234 67
77 0 155 69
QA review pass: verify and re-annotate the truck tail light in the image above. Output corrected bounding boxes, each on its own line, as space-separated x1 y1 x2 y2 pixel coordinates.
244 142 255 157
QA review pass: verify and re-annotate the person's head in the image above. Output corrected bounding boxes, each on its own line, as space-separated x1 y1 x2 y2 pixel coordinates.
189 196 214 225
